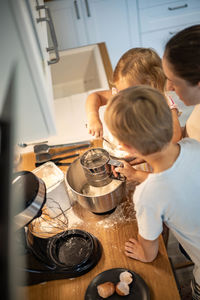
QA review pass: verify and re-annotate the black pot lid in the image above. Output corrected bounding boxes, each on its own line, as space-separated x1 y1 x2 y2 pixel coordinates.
48 229 95 269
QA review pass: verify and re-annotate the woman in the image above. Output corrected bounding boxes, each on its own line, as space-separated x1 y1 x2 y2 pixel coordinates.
162 24 200 300
162 24 200 141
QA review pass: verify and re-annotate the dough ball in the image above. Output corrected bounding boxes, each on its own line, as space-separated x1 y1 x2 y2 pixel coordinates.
97 281 115 298
116 281 130 296
119 271 133 284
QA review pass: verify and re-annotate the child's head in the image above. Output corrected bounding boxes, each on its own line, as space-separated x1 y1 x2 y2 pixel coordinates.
104 86 173 156
112 48 166 93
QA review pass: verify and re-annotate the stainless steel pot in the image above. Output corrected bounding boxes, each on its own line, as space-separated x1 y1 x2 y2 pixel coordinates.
65 157 125 214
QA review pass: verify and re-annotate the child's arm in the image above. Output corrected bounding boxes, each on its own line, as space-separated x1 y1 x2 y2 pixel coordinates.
171 109 182 142
124 234 159 263
165 94 182 142
85 90 112 138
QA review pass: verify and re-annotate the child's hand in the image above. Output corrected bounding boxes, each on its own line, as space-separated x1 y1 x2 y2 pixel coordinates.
87 113 103 138
114 161 138 182
114 160 150 183
125 235 159 263
129 157 146 166
125 238 147 262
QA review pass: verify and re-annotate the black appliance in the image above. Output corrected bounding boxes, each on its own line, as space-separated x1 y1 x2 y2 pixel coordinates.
17 228 102 285
13 172 102 286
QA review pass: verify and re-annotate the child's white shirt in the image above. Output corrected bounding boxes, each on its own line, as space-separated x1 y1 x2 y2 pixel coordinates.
133 138 200 285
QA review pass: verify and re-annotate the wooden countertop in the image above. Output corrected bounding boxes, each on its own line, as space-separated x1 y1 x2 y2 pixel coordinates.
17 140 180 300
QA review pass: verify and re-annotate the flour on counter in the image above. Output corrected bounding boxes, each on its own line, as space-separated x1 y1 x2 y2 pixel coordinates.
96 196 136 228
66 207 84 228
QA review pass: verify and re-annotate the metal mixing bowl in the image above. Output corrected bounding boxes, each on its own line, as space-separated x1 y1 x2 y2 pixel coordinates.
65 157 125 213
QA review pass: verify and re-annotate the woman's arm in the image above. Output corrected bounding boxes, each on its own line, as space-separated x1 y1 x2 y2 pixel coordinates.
85 90 112 138
125 234 159 263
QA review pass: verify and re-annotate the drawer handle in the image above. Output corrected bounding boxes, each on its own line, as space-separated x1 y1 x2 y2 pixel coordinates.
36 5 60 65
85 0 91 17
168 4 188 10
169 31 178 35
74 0 80 20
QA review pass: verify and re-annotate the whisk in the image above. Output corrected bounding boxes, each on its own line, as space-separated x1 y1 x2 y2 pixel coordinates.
29 198 69 238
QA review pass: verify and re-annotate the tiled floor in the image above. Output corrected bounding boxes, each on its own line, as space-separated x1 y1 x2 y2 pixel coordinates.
167 230 194 300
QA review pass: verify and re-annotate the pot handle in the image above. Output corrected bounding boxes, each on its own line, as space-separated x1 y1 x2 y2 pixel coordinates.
108 159 126 182
110 173 126 182
108 158 123 168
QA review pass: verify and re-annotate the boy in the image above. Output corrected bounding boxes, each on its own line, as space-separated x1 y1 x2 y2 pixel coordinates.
104 85 200 298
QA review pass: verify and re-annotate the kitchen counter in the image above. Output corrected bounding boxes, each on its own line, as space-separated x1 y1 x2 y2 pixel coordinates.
17 139 180 300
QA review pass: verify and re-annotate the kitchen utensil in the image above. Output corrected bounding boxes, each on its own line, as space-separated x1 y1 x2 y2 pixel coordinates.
35 161 71 167
18 140 48 148
32 162 72 236
34 140 91 154
28 201 69 238
102 138 135 162
35 153 78 167
65 157 125 214
84 268 150 300
13 171 46 230
80 148 124 187
102 137 116 150
36 144 91 163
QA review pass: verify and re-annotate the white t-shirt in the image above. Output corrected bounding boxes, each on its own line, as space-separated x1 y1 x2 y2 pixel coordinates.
186 104 200 141
133 138 200 284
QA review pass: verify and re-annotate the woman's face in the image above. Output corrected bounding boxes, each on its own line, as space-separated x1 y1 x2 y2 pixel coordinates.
162 55 200 106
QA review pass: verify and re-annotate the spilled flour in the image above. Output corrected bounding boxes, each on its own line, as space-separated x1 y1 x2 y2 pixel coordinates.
65 183 136 229
66 207 84 228
96 195 136 228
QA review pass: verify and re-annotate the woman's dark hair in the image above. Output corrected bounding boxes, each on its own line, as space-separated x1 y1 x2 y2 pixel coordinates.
164 24 200 85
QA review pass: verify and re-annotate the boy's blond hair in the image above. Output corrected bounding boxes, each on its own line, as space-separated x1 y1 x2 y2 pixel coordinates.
113 48 166 92
104 86 173 155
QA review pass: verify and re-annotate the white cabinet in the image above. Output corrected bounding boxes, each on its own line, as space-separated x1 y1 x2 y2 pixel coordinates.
28 0 55 104
0 0 56 142
46 0 140 68
82 0 140 68
44 0 88 50
139 0 200 56
45 0 200 66
141 23 197 56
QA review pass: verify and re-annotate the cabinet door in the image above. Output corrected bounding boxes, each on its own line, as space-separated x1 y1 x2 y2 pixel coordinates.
83 0 135 68
28 0 54 105
139 0 200 33
1 0 56 142
46 0 88 50
141 22 199 57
